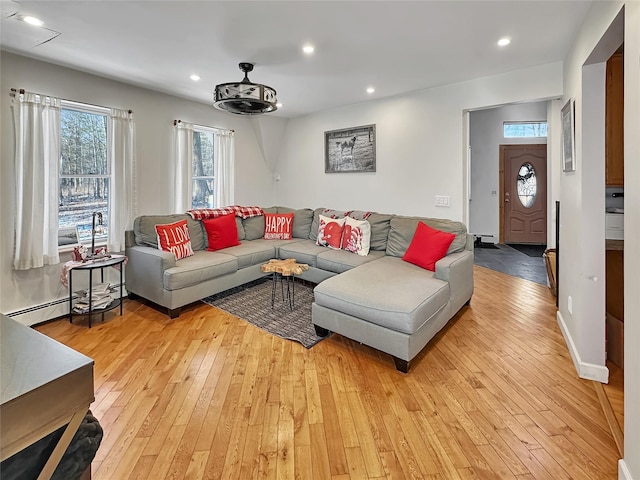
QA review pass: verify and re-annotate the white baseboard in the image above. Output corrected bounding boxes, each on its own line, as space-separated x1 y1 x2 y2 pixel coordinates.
6 285 126 327
556 311 609 383
619 459 634 480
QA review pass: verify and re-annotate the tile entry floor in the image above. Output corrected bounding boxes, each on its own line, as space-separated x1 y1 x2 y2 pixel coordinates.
473 243 549 286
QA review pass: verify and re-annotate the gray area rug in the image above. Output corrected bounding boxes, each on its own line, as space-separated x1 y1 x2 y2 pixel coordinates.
202 277 328 348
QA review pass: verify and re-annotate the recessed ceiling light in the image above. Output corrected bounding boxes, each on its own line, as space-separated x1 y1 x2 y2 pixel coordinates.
497 37 511 47
276 102 283 108
302 44 315 55
23 16 44 26
190 74 201 81
366 87 375 94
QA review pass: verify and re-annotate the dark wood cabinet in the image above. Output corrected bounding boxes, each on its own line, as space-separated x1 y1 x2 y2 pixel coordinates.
605 52 624 186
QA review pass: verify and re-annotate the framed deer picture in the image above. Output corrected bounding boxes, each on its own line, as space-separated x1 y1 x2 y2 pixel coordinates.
324 124 376 173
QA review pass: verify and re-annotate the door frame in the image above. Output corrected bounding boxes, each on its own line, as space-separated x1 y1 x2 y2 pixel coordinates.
499 144 547 244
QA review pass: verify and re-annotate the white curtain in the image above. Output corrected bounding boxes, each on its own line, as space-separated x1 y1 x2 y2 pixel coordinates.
174 121 194 212
215 130 235 207
11 91 61 270
108 109 136 252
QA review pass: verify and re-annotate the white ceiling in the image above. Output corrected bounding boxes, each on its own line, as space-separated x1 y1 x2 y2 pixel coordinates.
1 1 592 118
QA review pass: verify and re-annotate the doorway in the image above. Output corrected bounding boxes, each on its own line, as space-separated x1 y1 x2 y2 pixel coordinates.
499 144 547 244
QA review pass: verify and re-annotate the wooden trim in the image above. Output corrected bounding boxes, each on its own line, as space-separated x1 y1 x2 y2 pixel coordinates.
499 145 505 244
594 380 624 457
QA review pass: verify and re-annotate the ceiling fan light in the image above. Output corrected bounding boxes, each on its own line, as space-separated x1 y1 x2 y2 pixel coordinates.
213 63 278 115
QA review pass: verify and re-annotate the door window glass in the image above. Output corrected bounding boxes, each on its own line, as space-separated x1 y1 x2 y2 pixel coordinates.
517 162 536 208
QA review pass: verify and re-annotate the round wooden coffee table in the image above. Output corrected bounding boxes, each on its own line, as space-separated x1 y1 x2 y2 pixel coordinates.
260 259 309 310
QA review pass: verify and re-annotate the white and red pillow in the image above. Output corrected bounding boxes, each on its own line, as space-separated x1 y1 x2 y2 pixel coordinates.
263 213 294 240
316 215 346 250
341 217 371 256
155 219 195 260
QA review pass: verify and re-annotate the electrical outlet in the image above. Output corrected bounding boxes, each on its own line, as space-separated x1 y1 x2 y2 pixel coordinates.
568 295 573 315
435 195 450 207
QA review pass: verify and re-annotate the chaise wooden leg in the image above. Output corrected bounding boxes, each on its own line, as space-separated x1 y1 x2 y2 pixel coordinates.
168 307 180 319
465 297 472 307
392 356 410 373
314 325 330 337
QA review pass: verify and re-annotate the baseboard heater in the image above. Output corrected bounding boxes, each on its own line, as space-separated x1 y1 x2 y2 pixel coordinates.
6 283 125 324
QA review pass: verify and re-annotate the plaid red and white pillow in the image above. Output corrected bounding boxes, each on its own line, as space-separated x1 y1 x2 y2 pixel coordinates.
187 205 264 220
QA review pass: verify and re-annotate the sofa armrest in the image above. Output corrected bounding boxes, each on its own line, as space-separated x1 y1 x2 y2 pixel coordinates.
125 245 176 303
435 250 474 311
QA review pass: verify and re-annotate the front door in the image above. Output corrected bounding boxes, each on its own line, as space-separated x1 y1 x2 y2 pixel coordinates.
501 144 547 244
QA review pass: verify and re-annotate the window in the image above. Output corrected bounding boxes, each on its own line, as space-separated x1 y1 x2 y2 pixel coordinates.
59 102 110 245
503 122 547 138
516 162 537 208
192 128 215 208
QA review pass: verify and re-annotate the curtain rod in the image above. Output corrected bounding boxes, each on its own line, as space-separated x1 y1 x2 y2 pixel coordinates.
10 88 133 114
173 119 234 133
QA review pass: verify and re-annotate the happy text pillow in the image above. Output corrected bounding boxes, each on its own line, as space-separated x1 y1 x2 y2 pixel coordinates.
402 221 456 271
263 212 294 240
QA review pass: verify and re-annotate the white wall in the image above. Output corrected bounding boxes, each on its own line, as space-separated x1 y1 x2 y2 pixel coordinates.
275 63 563 218
622 2 640 477
557 1 624 380
468 102 548 242
0 52 276 325
557 2 640 478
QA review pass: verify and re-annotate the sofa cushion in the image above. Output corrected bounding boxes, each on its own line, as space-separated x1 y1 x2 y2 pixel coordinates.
264 212 294 240
366 212 393 251
135 214 205 251
276 207 314 239
313 256 450 335
402 222 456 271
279 239 329 268
316 249 385 274
215 240 277 269
386 216 467 257
203 214 240 251
308 207 327 242
242 207 278 240
235 217 246 241
155 219 195 260
163 250 237 291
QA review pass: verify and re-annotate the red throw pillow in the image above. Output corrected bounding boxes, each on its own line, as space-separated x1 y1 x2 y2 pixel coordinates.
402 222 456 271
316 214 346 250
155 219 195 260
264 212 294 240
202 213 240 251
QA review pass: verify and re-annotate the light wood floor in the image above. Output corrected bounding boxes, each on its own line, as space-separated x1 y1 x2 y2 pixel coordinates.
36 265 621 480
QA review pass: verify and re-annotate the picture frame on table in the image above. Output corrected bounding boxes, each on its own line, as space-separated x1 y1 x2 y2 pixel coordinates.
324 124 376 173
561 98 576 173
58 226 81 247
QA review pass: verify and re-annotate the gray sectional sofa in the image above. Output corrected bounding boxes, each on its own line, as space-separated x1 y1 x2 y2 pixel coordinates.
125 207 474 372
